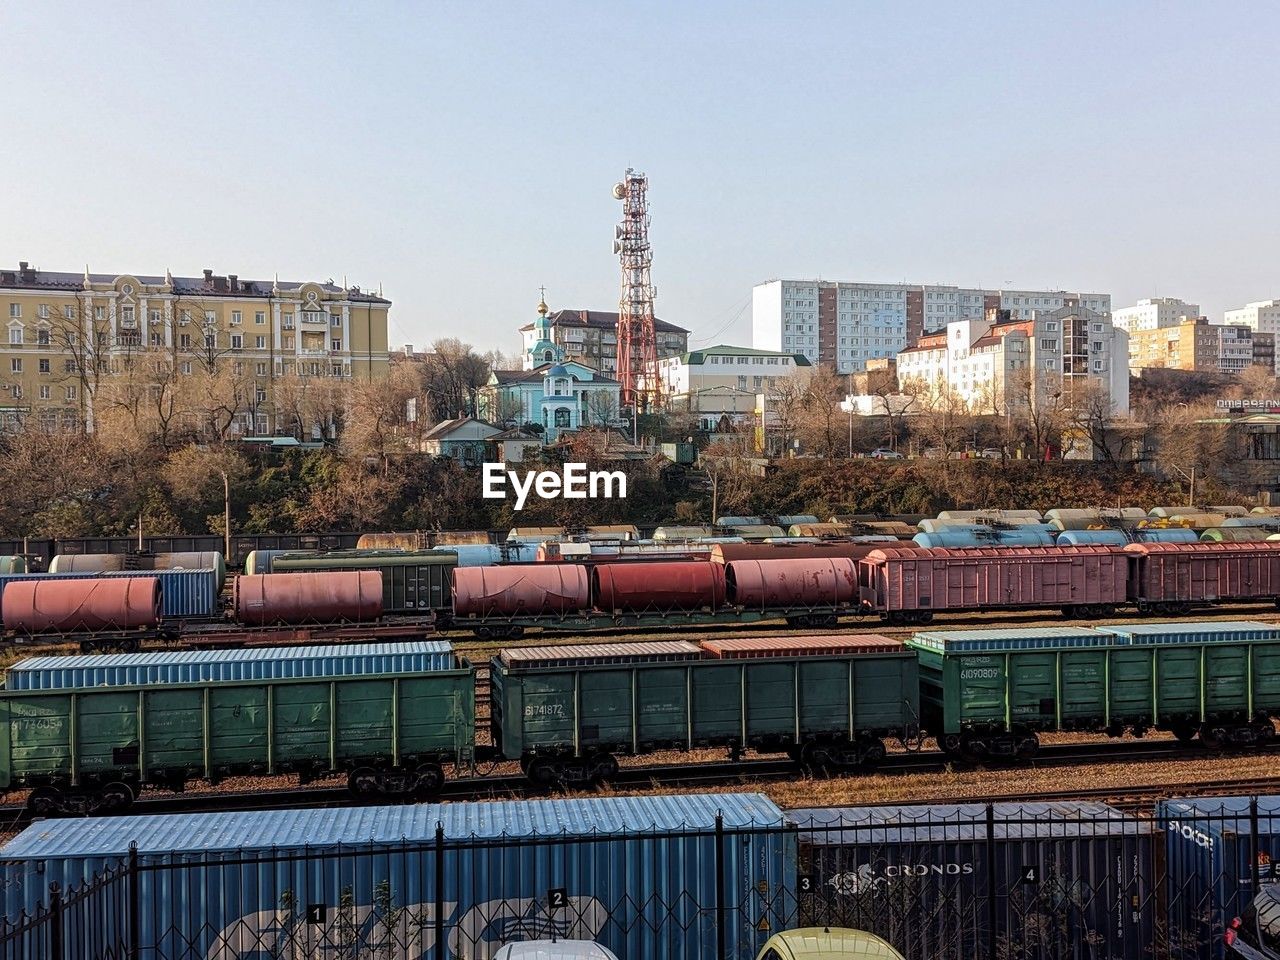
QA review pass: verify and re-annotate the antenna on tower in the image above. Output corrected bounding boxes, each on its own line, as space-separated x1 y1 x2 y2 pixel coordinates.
613 168 660 418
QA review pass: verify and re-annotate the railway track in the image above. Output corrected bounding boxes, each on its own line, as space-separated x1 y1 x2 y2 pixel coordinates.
1 739 1273 833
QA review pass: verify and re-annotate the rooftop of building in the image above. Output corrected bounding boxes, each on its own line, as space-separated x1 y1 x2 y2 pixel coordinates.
520 308 688 335
490 362 619 385
421 417 499 442
0 261 389 304
673 344 812 366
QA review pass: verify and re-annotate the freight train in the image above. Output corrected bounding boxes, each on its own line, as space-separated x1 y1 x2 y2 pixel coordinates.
14 539 1280 649
3 618 1279 814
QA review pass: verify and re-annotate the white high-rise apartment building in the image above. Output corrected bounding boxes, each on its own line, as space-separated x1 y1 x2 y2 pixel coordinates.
752 279 1111 374
1111 298 1201 334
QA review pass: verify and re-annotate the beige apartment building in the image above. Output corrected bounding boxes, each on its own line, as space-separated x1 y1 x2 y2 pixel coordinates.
0 262 390 433
1126 317 1273 375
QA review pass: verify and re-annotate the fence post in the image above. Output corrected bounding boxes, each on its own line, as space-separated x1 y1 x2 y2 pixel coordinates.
128 843 139 960
1251 797 1262 893
985 803 997 960
48 883 62 960
434 824 445 960
715 814 726 960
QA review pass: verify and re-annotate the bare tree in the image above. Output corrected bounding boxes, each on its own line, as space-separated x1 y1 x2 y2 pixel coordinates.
701 437 755 523
586 391 619 429
909 376 974 458
1008 367 1068 462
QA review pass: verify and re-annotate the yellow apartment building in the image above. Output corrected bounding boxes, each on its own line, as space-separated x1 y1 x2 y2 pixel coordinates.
0 262 390 433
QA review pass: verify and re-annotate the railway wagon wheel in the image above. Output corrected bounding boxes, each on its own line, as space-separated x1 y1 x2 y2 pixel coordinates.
347 767 382 797
26 787 62 815
415 763 446 797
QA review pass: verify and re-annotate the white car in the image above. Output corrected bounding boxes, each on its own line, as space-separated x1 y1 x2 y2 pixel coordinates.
868 448 903 459
493 941 622 960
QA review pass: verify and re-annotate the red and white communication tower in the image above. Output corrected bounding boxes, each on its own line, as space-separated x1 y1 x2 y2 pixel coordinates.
612 168 659 412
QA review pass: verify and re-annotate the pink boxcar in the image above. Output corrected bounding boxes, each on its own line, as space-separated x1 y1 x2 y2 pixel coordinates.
858 545 1129 622
1124 541 1280 612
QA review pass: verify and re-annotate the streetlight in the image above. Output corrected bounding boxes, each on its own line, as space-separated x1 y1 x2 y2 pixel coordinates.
1167 463 1196 508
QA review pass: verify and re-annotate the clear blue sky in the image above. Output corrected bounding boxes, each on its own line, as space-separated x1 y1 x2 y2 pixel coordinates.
3 1 1277 355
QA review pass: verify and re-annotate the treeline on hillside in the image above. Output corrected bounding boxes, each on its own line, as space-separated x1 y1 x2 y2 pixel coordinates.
0 428 1188 539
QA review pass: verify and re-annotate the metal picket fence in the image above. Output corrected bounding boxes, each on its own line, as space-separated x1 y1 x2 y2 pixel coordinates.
2 801 1275 960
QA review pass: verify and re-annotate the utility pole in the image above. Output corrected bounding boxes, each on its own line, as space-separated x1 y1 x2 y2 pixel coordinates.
219 469 231 559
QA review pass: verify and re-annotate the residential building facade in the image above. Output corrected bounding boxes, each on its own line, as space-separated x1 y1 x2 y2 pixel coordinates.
1111 298 1201 334
1224 301 1280 373
752 279 1111 374
657 344 812 430
519 307 688 375
483 300 622 440
1127 318 1275 375
0 261 390 433
897 303 1129 416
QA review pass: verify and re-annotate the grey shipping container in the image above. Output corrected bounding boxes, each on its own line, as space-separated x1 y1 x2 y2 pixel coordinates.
1157 795 1280 960
790 802 1157 960
5 640 457 690
0 569 219 620
0 792 794 960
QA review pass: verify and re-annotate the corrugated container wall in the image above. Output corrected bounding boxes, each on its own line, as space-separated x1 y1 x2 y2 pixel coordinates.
0 793 794 960
791 802 1156 960
1157 795 1280 960
0 569 218 620
6 641 456 690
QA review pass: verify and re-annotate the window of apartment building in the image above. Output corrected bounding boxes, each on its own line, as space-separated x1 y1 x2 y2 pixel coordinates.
331 364 344 377
753 376 763 389
64 360 76 373
36 328 49 346
149 332 162 346
94 306 105 320
255 311 265 324
737 376 747 390
204 311 216 326
231 311 242 325
39 386 50 400
256 362 267 376
37 304 49 319
8 304 19 318
63 305 74 320
204 334 215 349
231 334 243 350
9 385 19 400
121 306 135 327
10 359 20 374
180 361 192 375
1092 323 1103 333
1044 321 1059 332
8 326 22 345
178 334 190 348
149 309 161 326
1040 338 1058 350
255 335 266 349
782 358 790 365
282 313 294 329
256 387 267 403
179 310 191 325
64 386 75 401
331 338 342 351
233 361 244 375
330 312 342 327
38 359 49 373
1043 360 1056 371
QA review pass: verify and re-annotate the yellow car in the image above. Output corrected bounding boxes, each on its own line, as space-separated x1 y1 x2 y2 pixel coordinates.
756 927 905 960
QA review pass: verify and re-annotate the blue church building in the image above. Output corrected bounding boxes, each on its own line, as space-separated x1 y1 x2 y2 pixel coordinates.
480 298 622 441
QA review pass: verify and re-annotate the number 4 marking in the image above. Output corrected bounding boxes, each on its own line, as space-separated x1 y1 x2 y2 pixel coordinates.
1020 866 1038 886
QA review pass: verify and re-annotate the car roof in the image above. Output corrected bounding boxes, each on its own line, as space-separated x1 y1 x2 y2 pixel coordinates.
762 927 904 960
492 941 621 960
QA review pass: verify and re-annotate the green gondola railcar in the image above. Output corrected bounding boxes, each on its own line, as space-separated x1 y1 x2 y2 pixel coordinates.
906 621 1280 761
491 636 919 785
0 663 475 815
266 549 458 615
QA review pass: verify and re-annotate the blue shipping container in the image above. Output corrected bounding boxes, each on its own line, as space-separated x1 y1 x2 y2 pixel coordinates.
791 802 1156 960
5 640 457 689
0 569 219 620
0 793 794 960
1157 795 1280 960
